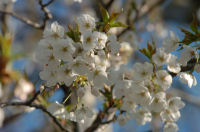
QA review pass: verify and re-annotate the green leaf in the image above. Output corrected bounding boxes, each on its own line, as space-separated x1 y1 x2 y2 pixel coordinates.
96 22 104 25
66 25 81 42
110 22 128 28
109 12 120 23
190 15 198 34
100 6 109 22
179 27 198 45
0 35 12 57
139 48 151 59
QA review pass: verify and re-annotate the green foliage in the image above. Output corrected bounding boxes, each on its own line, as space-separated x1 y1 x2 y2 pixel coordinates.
139 41 156 60
97 5 127 32
179 16 200 45
66 24 81 42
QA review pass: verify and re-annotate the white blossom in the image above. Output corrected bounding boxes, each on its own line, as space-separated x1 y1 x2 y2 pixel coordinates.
47 102 68 119
57 64 75 86
73 42 86 57
93 31 107 49
160 108 180 122
121 98 137 112
117 114 129 126
179 46 198 66
142 79 155 94
91 87 101 96
43 22 65 39
178 72 197 88
162 31 179 53
132 108 152 125
167 54 181 73
168 97 185 111
71 57 90 75
14 79 34 101
107 35 121 54
35 39 59 67
75 106 94 123
120 31 138 50
155 70 172 90
77 14 96 33
107 67 123 84
82 32 96 51
149 92 167 112
164 122 178 132
39 68 58 87
132 62 153 82
113 80 132 99
94 56 110 71
88 67 107 89
77 87 86 99
37 38 56 53
82 50 95 64
152 48 170 66
53 38 75 62
131 84 152 106
35 49 59 67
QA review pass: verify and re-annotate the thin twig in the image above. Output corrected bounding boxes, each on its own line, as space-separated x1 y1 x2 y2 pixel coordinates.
117 0 166 37
0 88 69 132
0 0 54 29
101 115 116 125
84 105 114 132
169 58 198 77
105 0 114 10
1 102 69 132
0 9 41 29
43 0 54 7
38 0 53 29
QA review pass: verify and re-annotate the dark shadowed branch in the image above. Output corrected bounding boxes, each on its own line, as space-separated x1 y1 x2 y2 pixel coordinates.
0 89 69 132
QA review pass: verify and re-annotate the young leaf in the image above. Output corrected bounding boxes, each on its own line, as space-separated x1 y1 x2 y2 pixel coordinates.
110 22 128 28
100 6 110 22
109 12 120 23
190 15 198 34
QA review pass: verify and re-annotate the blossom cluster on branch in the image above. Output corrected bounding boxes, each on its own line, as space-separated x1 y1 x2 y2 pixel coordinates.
34 10 200 131
0 0 200 132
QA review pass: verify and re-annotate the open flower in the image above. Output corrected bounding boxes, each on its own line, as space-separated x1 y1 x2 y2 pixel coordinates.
77 14 96 33
152 48 170 66
132 62 153 82
53 38 75 62
164 122 178 132
156 70 172 90
178 72 197 88
43 22 65 39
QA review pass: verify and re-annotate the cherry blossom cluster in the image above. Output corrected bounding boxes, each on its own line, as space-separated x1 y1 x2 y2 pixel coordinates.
35 13 199 132
35 14 134 123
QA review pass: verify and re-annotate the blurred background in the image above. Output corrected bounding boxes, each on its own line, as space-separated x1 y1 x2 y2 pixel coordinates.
0 0 200 132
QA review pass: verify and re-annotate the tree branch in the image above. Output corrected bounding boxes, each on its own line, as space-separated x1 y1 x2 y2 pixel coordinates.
0 9 41 29
0 89 69 132
0 0 54 30
118 0 166 38
169 58 197 77
105 0 114 10
38 0 53 29
84 105 114 132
